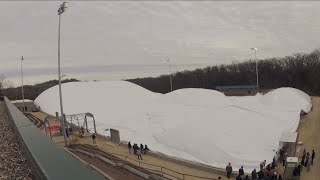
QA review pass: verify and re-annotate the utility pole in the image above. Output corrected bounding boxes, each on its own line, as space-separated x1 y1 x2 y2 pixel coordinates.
57 2 69 146
251 48 259 93
21 56 25 112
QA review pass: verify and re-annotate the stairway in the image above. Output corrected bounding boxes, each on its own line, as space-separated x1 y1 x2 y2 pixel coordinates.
24 113 45 130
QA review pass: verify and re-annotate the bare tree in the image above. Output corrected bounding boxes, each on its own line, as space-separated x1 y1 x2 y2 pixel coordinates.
127 48 320 95
0 74 14 96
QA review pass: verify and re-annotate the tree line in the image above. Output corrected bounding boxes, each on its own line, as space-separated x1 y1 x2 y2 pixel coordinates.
0 78 79 100
127 49 320 95
1 49 320 100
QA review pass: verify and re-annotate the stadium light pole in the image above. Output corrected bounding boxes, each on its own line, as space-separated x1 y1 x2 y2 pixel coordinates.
166 59 173 92
58 1 69 146
251 48 259 93
21 56 25 112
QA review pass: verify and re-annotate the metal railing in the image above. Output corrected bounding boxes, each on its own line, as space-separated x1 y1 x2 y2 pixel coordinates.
75 144 218 180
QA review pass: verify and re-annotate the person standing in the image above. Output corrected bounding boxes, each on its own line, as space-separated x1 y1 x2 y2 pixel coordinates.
236 174 242 180
91 133 96 144
293 166 300 176
271 171 277 180
278 175 283 180
239 166 244 176
137 148 143 160
311 150 315 165
258 170 264 179
133 143 138 155
68 126 72 134
144 144 150 154
128 141 132 153
140 144 144 154
282 152 287 166
251 169 257 180
81 126 84 133
279 149 284 161
307 156 312 172
266 164 271 172
305 152 310 167
226 163 233 179
65 128 69 138
301 149 306 165
260 160 266 170
244 175 249 180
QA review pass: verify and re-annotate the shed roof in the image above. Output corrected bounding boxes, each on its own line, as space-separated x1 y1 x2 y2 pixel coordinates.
11 99 34 103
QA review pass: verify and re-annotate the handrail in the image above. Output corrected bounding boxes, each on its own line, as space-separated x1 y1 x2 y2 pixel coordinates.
76 143 219 180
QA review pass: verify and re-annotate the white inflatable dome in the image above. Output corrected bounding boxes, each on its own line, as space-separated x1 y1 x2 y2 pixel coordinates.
35 81 311 172
261 87 312 113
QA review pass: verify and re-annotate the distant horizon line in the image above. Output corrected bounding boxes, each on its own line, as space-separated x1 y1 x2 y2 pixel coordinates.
2 62 211 78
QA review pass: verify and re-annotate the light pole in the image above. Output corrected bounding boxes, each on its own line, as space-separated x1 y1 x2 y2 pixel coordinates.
58 1 69 146
166 59 173 92
21 56 25 112
251 48 259 93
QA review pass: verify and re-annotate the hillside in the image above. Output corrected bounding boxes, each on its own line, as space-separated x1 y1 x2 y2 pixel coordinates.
2 79 79 100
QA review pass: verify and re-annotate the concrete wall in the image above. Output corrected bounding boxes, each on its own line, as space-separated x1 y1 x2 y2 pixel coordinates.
3 97 105 180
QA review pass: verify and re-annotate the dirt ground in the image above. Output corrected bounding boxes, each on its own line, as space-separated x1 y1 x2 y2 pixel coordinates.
297 97 320 180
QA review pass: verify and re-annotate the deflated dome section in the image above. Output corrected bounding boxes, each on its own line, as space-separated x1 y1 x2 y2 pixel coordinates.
260 87 312 113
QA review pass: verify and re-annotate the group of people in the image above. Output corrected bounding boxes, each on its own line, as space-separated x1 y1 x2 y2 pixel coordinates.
257 160 282 180
226 161 283 180
224 148 316 180
127 141 150 160
300 149 315 172
292 148 316 178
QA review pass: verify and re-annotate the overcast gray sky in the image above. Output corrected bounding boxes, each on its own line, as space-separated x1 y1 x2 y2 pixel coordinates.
1 1 320 85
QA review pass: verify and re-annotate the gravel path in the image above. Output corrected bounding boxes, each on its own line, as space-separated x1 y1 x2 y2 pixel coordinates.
0 102 33 179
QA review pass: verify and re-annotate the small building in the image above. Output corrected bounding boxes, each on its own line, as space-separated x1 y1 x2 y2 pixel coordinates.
216 85 257 96
11 99 35 112
279 132 299 157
